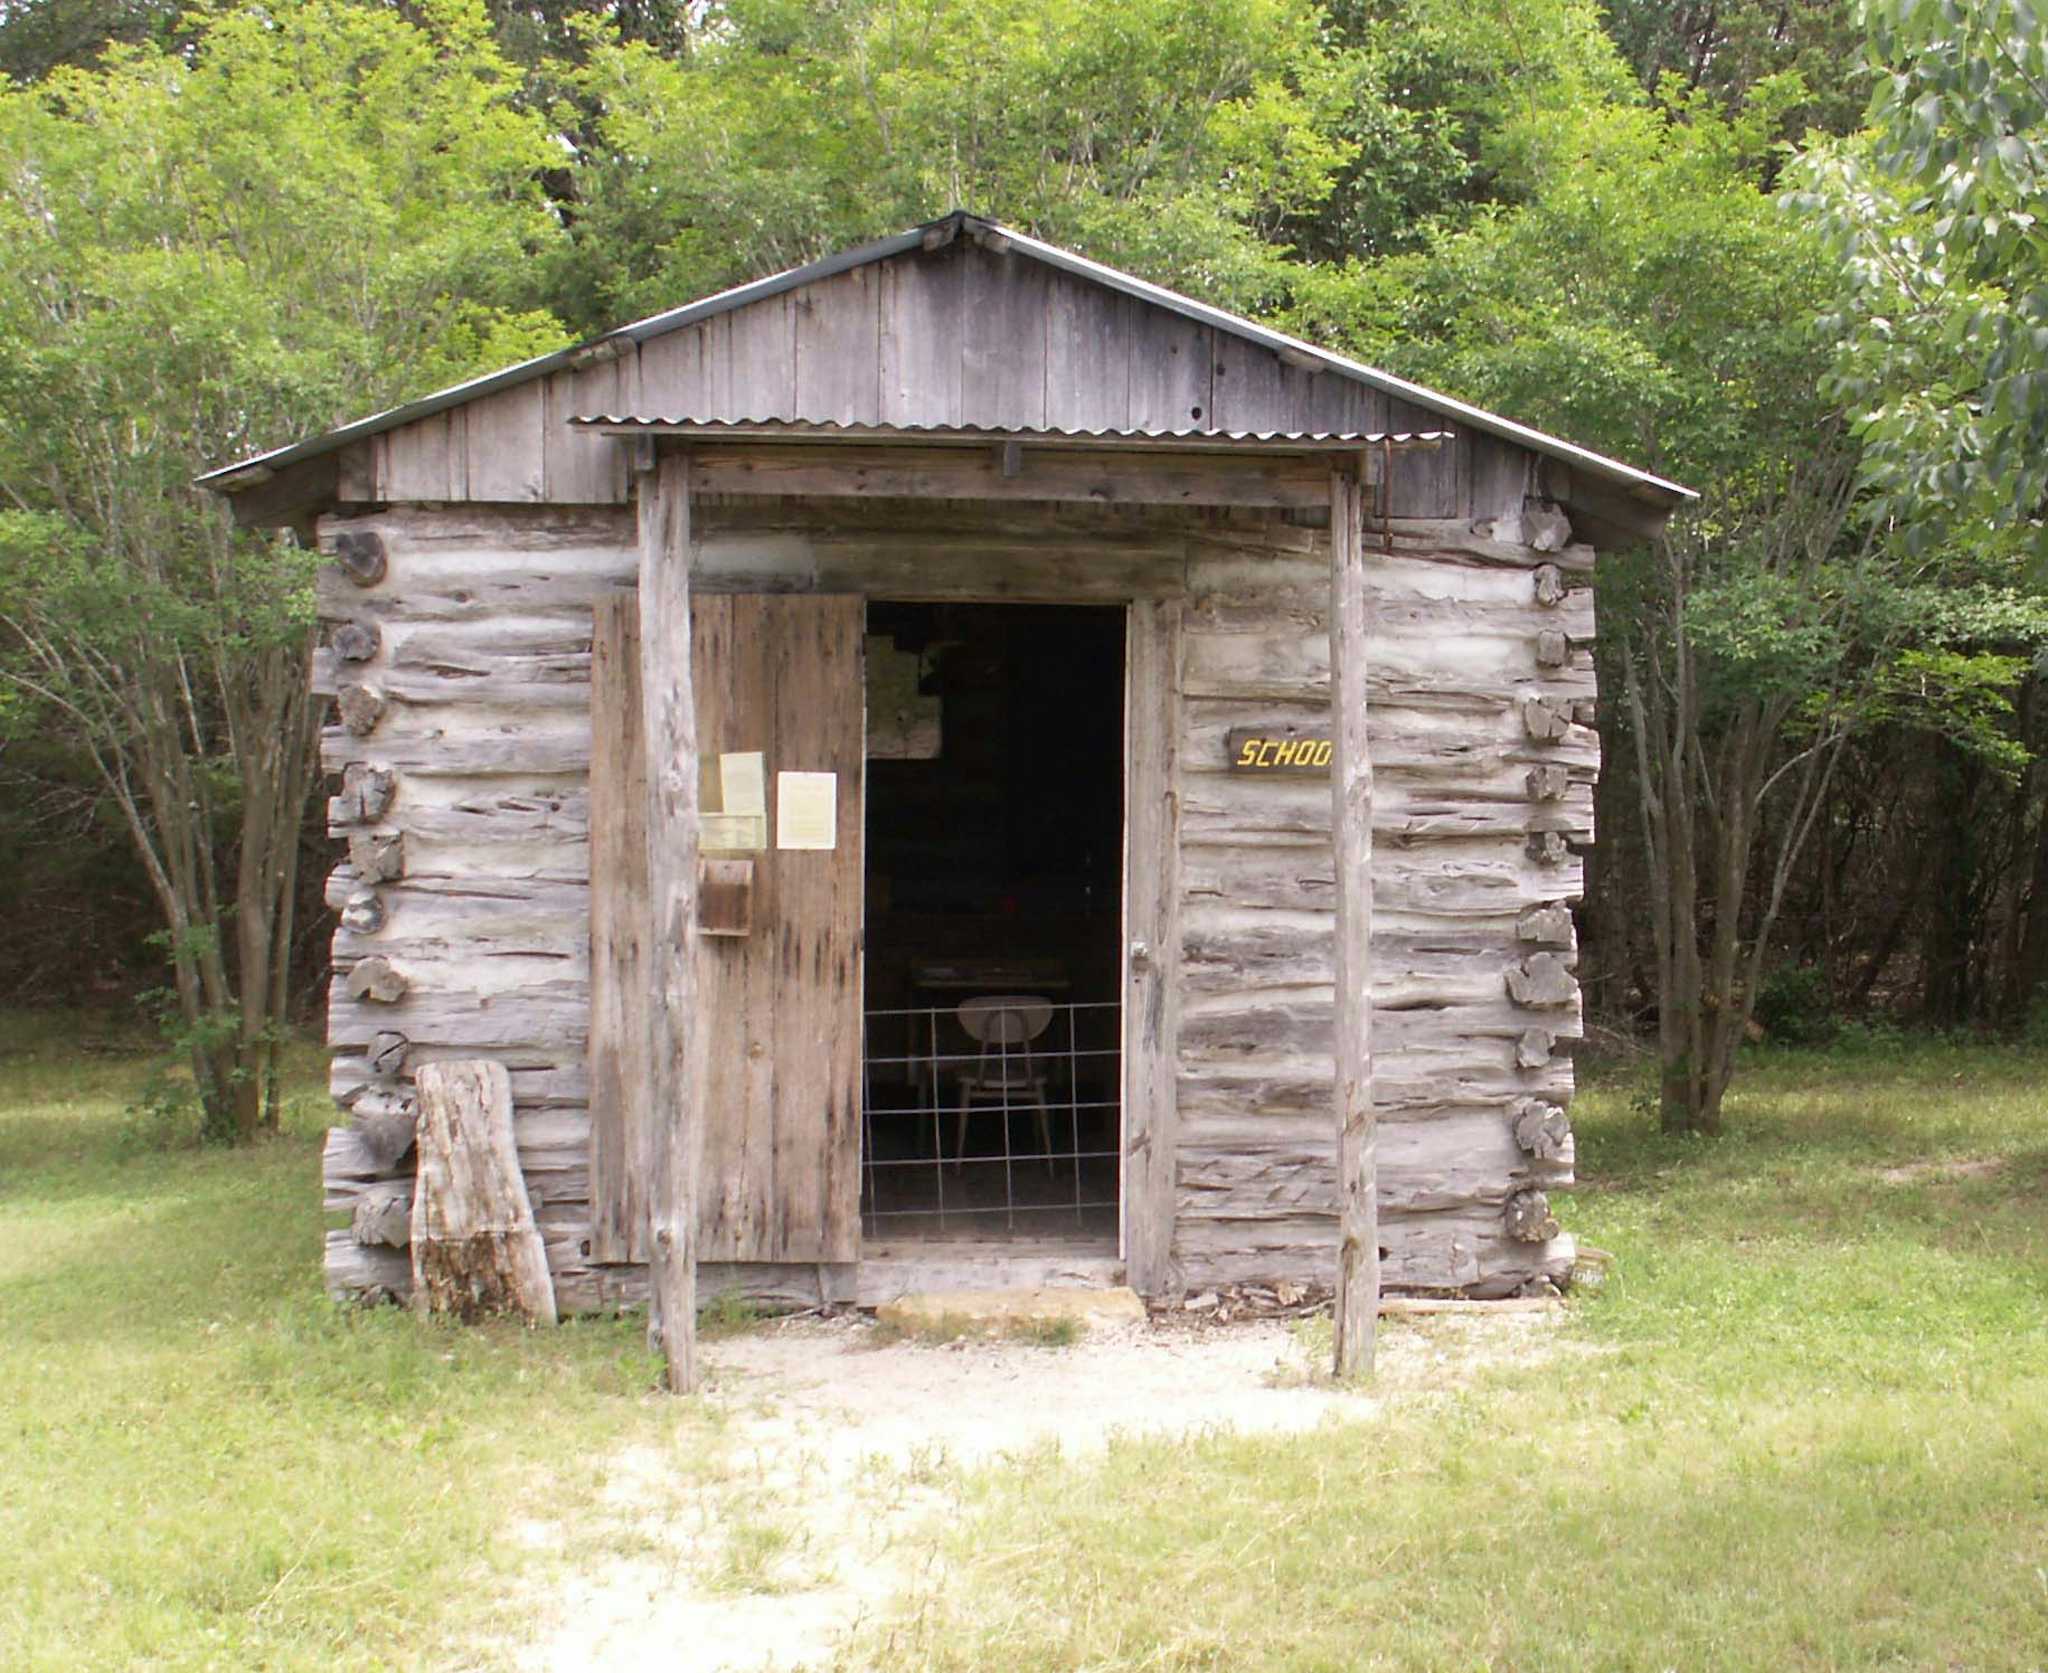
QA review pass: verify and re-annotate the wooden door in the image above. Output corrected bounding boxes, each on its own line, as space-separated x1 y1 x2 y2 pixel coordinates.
588 592 864 1266
691 595 864 1262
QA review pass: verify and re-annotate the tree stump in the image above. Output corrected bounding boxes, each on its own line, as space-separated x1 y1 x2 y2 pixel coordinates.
410 1059 557 1326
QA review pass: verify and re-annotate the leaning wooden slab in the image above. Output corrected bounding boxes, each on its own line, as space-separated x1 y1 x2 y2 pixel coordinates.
876 1286 1148 1336
410 1058 558 1326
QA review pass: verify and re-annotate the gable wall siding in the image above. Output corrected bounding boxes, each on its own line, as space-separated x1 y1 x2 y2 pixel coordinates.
353 243 1493 522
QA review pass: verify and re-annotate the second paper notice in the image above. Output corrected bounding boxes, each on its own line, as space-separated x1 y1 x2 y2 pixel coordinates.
776 771 837 850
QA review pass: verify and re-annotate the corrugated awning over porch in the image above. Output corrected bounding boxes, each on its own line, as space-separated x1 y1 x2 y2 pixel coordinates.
572 416 1452 511
569 415 1451 451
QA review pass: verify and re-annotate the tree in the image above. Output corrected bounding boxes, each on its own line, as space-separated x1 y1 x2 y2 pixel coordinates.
1335 64 2046 1132
559 0 1358 332
0 0 568 1138
0 0 185 81
1797 0 2048 562
1602 0 1866 138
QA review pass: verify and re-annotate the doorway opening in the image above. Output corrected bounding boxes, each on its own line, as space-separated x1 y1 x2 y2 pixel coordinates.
860 601 1125 1244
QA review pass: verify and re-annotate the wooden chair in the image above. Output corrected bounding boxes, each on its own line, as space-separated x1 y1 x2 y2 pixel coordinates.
952 994 1055 1172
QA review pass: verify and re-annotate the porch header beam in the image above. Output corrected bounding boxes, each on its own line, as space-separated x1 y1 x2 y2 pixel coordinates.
680 442 1339 509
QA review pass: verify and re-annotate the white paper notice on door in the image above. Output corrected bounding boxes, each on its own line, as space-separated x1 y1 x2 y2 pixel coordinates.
775 771 837 850
719 751 767 818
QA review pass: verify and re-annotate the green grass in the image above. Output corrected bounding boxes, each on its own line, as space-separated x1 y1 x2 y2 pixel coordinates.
0 1011 714 1672
858 1039 2048 1671
11 1013 2048 1669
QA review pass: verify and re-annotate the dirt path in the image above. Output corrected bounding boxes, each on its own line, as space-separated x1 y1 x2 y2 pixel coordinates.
516 1309 1561 1672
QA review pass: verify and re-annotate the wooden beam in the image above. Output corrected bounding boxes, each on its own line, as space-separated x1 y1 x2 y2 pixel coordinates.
686 443 1330 508
638 448 706 1393
1330 462 1380 1378
1122 600 1184 1299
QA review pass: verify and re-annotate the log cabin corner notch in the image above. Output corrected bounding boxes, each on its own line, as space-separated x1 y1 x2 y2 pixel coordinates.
204 211 1692 1328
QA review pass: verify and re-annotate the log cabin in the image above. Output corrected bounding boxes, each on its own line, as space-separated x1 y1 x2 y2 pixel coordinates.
203 211 1691 1322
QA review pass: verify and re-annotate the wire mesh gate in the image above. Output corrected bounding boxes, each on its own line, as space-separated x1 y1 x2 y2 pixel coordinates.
860 999 1120 1237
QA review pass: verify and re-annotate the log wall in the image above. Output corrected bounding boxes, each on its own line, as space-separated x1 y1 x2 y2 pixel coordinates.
314 484 1590 1307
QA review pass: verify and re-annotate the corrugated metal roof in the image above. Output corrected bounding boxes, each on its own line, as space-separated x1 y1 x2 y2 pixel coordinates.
568 416 1452 451
197 210 1694 504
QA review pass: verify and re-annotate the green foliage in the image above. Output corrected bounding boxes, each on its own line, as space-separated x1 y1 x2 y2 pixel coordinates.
1793 0 2048 560
1602 0 1867 138
0 0 186 81
1751 963 1838 1043
562 0 1356 330
0 0 581 1132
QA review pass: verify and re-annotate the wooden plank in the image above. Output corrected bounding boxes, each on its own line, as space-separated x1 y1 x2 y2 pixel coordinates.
637 319 726 421
638 448 705 1393
765 595 864 1261
1128 314 1214 433
410 1059 557 1325
1045 272 1131 433
793 264 882 424
465 380 547 503
689 595 772 1254
1386 397 1459 518
1208 337 1298 433
1123 599 1184 1299
587 593 651 1263
1300 370 1387 437
726 293 797 421
692 594 865 1264
879 250 964 426
960 241 1049 428
1330 462 1379 1377
687 444 1329 508
542 365 630 505
379 412 462 503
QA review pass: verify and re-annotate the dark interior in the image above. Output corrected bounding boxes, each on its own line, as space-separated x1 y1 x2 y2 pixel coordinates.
861 601 1124 1242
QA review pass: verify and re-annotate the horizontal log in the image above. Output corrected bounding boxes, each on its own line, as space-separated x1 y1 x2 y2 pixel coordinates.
1177 1108 1571 1218
328 977 589 1053
1183 629 1597 709
1175 1206 1577 1298
1179 989 1583 1063
352 1182 413 1247
322 716 592 777
1179 1061 1577 1128
1180 772 1593 846
332 1051 590 1111
1186 517 1596 574
1184 555 1597 634
1182 702 1601 781
324 1231 413 1304
1182 839 1584 915
1180 907 1576 995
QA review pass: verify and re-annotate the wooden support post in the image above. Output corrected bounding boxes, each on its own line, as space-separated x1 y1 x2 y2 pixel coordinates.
1330 462 1380 1378
638 447 705 1394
